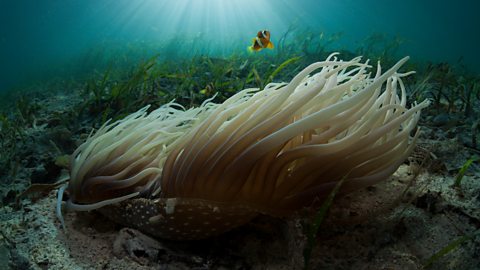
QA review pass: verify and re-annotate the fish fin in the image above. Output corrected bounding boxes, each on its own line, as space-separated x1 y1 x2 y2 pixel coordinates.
247 46 255 53
266 41 274 49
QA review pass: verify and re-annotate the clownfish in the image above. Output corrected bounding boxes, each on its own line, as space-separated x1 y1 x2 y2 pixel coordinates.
248 30 274 52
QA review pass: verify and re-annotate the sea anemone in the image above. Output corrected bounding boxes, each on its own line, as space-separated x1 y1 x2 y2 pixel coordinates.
61 53 429 240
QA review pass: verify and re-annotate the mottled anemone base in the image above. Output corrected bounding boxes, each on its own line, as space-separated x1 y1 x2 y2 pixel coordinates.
99 198 258 240
65 53 429 240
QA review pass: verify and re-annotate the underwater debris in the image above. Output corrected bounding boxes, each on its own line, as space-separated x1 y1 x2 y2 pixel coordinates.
16 178 69 206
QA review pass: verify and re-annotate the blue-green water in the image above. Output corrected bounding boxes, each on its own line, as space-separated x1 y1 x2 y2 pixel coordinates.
1 0 479 91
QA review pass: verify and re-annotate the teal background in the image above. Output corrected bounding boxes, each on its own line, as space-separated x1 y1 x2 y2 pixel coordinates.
1 0 478 91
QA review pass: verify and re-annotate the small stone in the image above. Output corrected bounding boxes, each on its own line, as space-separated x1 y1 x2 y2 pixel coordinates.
432 113 450 127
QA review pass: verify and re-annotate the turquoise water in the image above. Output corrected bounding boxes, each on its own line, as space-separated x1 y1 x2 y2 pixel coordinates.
0 0 479 91
1 2 480 268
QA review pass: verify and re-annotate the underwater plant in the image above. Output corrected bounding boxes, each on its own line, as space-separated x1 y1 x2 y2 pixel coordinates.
453 157 478 189
15 95 40 127
59 53 429 240
356 33 404 68
0 113 25 181
80 55 162 122
423 229 480 269
457 76 479 118
424 62 457 112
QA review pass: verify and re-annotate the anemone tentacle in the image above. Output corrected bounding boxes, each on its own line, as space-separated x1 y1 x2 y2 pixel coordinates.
65 54 429 240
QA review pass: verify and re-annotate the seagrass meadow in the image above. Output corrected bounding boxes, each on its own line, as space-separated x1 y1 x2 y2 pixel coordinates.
1 1 480 269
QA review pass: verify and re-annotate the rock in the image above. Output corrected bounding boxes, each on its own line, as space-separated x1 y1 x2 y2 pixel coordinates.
2 189 17 205
432 113 450 127
49 127 74 152
54 155 70 169
9 249 33 270
414 191 446 214
30 159 61 184
112 228 212 268
30 165 47 183
113 228 166 265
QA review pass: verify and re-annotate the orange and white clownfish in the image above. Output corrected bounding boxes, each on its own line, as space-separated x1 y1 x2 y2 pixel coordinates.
248 29 274 52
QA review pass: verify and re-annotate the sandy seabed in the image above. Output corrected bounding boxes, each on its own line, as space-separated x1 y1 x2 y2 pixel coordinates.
1 133 479 270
